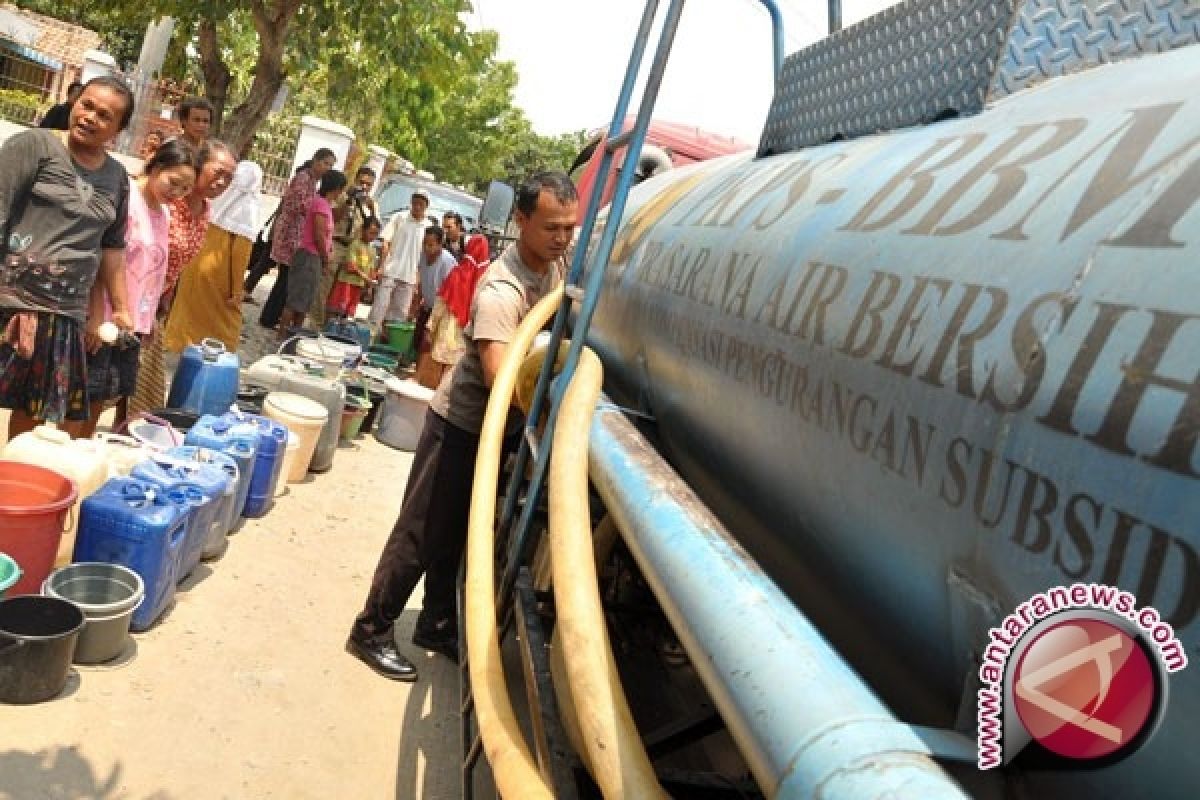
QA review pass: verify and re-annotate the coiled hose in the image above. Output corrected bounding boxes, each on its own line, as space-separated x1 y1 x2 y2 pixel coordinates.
465 285 665 798
465 287 562 800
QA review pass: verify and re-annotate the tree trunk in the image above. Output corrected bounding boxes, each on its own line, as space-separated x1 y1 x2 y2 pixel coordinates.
196 18 231 136
220 0 301 157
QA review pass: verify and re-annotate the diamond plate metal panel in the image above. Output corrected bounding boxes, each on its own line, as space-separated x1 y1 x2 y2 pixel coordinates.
990 0 1200 99
758 0 1019 157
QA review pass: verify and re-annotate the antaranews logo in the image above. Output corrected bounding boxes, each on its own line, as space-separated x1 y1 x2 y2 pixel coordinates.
977 583 1187 769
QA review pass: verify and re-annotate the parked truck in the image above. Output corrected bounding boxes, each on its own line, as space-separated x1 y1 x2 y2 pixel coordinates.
467 1 1200 798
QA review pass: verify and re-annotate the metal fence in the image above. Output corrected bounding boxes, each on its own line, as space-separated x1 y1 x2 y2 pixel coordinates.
252 115 301 197
0 48 56 125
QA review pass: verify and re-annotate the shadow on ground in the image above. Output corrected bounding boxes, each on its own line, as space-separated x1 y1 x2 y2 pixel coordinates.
392 610 460 800
0 746 173 799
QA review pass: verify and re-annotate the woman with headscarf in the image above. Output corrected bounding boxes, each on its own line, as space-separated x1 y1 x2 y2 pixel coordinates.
164 160 262 352
421 233 491 388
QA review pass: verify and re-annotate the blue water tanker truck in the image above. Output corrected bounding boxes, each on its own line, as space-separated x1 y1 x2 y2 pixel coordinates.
465 1 1200 798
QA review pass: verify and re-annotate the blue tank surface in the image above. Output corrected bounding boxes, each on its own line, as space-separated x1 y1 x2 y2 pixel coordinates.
585 42 1200 800
168 338 240 417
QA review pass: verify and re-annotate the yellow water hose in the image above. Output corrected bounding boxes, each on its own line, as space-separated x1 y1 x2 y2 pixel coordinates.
466 284 665 798
548 515 622 779
465 286 562 800
547 349 669 799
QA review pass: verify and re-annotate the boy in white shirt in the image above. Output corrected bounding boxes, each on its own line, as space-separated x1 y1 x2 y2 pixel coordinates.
370 191 431 330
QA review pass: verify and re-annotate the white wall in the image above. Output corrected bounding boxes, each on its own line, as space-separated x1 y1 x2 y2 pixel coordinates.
289 115 355 177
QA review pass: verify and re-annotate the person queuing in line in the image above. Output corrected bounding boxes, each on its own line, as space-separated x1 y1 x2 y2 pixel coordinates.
261 150 336 331
177 97 214 150
424 233 491 388
281 169 347 334
127 139 236 417
346 171 578 682
240 209 276 304
441 211 464 260
38 81 83 130
327 216 381 321
138 129 164 162
64 138 197 438
0 76 136 439
163 160 263 353
413 225 458 389
314 165 377 327
369 190 431 334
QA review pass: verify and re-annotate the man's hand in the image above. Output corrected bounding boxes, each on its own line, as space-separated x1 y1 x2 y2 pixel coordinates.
111 309 134 333
225 295 241 310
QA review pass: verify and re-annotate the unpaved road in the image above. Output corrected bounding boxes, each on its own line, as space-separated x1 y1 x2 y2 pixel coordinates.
0 290 462 799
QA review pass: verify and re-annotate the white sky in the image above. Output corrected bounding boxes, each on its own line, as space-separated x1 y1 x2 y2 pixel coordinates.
467 0 899 143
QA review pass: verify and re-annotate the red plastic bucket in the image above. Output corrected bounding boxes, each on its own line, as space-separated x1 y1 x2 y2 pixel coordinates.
0 461 78 596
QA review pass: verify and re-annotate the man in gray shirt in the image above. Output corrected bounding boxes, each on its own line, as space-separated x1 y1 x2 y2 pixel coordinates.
413 224 458 363
348 171 578 681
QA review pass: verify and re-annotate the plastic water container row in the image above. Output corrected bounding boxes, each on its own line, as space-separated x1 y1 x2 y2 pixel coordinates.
0 412 289 632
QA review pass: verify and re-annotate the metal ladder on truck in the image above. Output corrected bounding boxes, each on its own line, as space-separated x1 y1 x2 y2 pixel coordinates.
459 1 786 796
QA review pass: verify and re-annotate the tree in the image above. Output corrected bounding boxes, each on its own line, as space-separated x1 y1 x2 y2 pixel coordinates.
54 0 478 156
18 0 589 192
501 128 592 187
419 45 529 190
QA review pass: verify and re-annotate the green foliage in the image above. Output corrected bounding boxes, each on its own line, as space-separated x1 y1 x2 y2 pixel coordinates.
502 129 593 187
0 87 43 125
14 0 594 191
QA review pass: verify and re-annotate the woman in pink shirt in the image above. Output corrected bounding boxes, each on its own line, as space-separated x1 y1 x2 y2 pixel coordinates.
281 169 346 334
66 138 197 437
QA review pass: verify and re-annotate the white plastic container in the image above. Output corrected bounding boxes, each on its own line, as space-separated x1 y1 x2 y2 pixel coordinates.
375 379 435 451
2 426 109 565
276 433 300 494
262 392 327 482
294 337 346 378
127 417 185 449
244 354 307 391
277 373 345 473
92 432 162 477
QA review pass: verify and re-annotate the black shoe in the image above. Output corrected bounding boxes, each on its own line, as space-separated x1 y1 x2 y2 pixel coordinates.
345 632 418 682
412 629 459 664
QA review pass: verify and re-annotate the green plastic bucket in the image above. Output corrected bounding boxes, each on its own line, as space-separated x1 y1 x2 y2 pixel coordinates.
0 554 19 598
384 322 415 356
339 395 372 442
365 352 399 372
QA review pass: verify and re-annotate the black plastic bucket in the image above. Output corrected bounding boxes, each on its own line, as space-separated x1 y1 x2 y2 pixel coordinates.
150 408 201 433
236 384 270 414
0 595 84 704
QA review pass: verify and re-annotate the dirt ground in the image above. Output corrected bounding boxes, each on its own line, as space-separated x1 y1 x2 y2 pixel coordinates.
0 281 462 800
